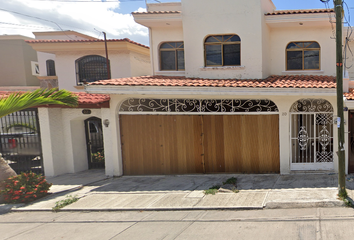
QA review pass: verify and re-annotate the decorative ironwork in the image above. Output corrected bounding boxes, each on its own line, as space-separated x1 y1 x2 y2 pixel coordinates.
316 113 333 125
316 151 333 163
290 99 333 113
120 98 279 113
318 126 330 153
298 126 309 150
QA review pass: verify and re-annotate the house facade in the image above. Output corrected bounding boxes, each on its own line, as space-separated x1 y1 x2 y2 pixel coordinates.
27 31 151 92
18 31 151 176
31 0 354 177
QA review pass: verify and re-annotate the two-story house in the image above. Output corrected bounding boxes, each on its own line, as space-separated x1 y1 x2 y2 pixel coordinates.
35 0 354 177
0 31 151 176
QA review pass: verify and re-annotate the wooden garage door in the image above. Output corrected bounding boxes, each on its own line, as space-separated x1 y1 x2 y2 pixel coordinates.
120 115 203 175
203 115 279 173
120 115 279 175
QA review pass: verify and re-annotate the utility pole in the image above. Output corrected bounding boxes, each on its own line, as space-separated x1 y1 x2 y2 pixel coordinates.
334 0 346 197
103 32 111 79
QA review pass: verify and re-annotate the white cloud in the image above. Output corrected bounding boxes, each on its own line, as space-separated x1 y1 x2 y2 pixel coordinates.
0 0 149 45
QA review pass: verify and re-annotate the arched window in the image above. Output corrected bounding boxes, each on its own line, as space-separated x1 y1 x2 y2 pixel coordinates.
46 60 56 76
204 34 241 67
76 55 110 83
286 41 320 70
160 42 185 71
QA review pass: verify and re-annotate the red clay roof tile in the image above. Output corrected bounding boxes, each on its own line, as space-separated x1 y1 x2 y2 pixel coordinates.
132 11 181 14
88 75 336 89
344 88 354 100
266 9 334 15
26 38 149 49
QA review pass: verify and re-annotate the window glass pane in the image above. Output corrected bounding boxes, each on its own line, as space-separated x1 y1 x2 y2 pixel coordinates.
205 45 222 65
177 50 185 70
304 50 320 69
176 42 184 48
230 35 241 42
223 44 240 66
161 51 176 70
287 51 303 70
307 42 320 48
205 36 222 42
78 56 108 82
223 35 233 42
160 43 174 49
287 42 300 49
296 42 304 48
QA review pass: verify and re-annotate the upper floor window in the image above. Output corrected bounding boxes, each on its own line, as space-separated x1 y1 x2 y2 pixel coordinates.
160 42 185 71
46 60 56 76
204 34 241 67
76 55 110 83
286 41 320 70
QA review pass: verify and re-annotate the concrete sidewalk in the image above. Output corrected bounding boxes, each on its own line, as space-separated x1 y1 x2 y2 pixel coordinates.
4 170 354 212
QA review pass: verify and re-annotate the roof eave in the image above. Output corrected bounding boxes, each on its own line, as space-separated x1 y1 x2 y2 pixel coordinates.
85 85 336 96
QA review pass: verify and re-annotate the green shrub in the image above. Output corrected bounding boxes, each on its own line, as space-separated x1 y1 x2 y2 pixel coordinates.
0 172 52 203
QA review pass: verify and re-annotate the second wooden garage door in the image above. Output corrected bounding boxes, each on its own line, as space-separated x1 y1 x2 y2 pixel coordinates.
120 115 279 175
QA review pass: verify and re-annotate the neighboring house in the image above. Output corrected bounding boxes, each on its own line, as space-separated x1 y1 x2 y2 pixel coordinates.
17 30 151 176
0 35 40 91
28 0 354 177
26 31 151 92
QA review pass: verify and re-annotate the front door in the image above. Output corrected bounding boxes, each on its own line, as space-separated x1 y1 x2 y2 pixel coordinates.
84 117 105 169
290 112 334 170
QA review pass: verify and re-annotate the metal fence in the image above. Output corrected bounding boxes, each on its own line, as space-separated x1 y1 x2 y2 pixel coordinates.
0 108 43 174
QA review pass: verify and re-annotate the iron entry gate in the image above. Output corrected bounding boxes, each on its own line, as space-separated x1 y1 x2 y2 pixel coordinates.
0 108 43 174
290 113 334 170
85 117 105 169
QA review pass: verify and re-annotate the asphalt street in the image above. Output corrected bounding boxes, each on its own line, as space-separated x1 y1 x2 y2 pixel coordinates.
1 207 354 240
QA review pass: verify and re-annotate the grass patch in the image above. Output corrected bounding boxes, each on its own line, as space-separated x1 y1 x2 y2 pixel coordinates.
223 177 237 185
204 185 220 195
52 195 78 212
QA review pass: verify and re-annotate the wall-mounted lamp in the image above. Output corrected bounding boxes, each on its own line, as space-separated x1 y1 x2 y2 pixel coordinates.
103 119 110 127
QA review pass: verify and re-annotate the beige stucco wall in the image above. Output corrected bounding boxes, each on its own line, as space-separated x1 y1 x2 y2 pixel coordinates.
0 39 39 86
269 26 336 76
49 51 132 91
37 52 56 77
150 26 184 76
39 107 106 176
130 51 152 77
181 0 265 79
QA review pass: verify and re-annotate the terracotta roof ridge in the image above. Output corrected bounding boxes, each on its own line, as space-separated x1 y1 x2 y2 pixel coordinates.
132 10 181 14
266 8 334 15
26 38 149 49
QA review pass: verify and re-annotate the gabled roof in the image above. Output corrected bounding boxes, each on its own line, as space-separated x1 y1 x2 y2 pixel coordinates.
0 91 110 108
26 38 149 49
88 75 336 89
266 9 334 15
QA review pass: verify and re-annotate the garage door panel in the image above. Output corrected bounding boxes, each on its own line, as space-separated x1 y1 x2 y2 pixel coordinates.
203 115 225 173
120 115 203 175
204 115 279 173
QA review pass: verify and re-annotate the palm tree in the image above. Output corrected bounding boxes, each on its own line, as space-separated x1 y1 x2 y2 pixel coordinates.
0 89 78 201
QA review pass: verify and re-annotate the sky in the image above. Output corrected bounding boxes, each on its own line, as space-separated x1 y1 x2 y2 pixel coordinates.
0 0 353 46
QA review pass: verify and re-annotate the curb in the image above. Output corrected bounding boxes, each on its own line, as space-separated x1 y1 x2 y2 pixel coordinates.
265 201 345 209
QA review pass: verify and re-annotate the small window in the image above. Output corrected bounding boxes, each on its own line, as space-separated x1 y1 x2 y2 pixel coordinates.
286 41 320 70
204 34 241 67
160 42 185 71
76 55 110 83
46 60 56 76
